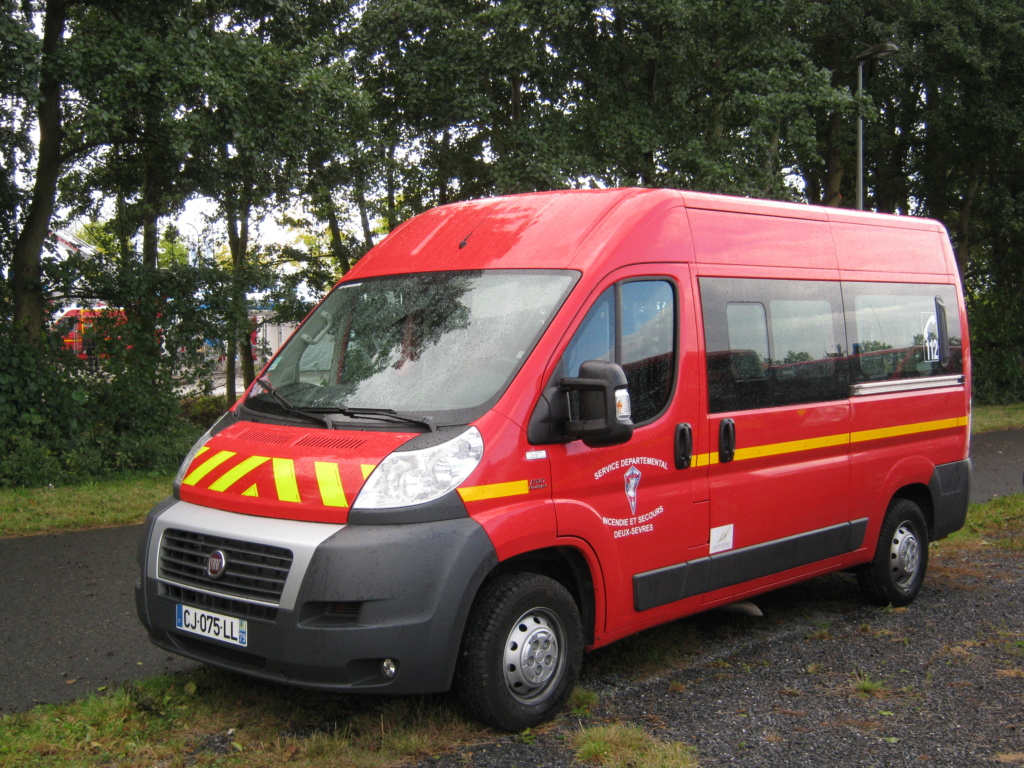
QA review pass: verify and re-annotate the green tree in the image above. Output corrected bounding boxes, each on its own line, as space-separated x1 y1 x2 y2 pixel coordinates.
179 2 356 403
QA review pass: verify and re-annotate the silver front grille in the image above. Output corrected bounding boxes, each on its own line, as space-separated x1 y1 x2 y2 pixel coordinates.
159 528 293 606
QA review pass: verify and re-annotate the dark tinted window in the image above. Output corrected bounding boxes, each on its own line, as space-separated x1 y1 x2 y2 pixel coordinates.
844 282 963 382
701 278 848 412
563 280 676 424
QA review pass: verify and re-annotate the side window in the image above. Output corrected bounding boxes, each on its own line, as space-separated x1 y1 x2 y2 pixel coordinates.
845 283 963 382
562 288 614 377
701 278 847 412
725 302 770 380
562 280 676 425
769 297 842 406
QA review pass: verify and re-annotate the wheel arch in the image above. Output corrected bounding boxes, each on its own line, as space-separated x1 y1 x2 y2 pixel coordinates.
486 547 597 646
892 482 935 539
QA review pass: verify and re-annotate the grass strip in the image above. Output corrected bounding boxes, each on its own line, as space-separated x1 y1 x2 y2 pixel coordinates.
972 402 1024 434
0 669 487 768
0 473 173 538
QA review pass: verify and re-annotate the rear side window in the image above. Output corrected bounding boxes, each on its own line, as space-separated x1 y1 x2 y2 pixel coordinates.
562 279 676 424
701 278 848 413
845 283 963 382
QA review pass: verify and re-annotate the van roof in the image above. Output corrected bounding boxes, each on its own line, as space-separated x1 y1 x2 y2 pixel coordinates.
347 188 948 278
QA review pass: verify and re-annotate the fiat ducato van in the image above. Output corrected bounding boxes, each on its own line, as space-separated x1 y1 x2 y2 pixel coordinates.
137 188 971 731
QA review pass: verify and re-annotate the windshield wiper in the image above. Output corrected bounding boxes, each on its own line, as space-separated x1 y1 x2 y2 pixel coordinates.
303 405 437 433
252 377 333 429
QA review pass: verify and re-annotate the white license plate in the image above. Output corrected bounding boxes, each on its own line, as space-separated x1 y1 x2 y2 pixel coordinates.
175 605 247 647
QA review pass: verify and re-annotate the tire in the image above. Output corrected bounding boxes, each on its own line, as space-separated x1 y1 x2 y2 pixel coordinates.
858 497 929 607
455 573 583 732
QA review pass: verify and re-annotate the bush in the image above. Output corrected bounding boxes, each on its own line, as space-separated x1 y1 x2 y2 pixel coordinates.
0 324 203 488
179 394 228 428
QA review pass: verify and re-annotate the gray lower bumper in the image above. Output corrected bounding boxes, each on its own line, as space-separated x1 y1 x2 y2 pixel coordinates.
136 500 498 694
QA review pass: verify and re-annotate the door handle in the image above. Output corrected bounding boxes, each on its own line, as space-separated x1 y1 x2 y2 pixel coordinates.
675 423 693 469
718 418 736 463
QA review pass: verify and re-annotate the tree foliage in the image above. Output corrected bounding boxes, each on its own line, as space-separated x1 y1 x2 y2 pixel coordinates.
1 0 1023 485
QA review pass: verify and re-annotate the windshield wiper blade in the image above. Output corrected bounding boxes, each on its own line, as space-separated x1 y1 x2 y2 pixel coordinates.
252 377 333 429
305 405 436 433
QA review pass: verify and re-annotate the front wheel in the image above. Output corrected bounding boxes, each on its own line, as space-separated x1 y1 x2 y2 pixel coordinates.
858 498 929 607
455 573 583 732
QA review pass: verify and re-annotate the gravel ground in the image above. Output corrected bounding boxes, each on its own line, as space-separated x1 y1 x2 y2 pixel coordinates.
416 542 1024 767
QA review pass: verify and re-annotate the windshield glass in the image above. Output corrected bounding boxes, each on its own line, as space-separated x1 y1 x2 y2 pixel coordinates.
246 270 578 426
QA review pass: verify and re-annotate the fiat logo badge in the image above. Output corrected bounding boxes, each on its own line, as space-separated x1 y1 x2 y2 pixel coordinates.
206 549 227 579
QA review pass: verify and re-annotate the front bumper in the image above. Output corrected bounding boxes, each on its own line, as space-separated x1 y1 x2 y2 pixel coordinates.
135 499 498 694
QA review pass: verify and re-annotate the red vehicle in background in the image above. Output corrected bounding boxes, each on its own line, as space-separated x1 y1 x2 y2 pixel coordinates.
56 308 126 358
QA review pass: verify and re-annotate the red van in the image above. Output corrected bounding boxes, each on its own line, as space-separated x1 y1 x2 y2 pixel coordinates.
136 189 971 731
57 307 126 358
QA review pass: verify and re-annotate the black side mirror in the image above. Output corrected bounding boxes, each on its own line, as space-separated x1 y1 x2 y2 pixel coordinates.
561 360 634 448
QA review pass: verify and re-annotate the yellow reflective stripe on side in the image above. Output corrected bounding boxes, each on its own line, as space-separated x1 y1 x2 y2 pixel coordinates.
734 432 850 462
182 450 236 486
209 455 270 492
850 416 968 444
361 464 376 479
273 458 301 503
704 417 967 467
315 462 349 507
458 480 530 503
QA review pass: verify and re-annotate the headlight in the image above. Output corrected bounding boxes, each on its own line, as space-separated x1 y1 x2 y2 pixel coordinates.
353 427 484 509
172 411 235 496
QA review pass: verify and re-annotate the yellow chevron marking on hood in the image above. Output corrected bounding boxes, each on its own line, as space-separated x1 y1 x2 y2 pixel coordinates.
272 458 301 503
209 455 270 492
315 462 349 507
183 450 236 486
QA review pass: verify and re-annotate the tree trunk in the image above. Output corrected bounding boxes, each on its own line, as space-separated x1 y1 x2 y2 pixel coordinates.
141 166 161 269
955 171 978 282
10 0 67 342
327 208 352 275
385 143 398 232
353 163 375 250
822 113 845 207
224 348 236 410
226 188 256 394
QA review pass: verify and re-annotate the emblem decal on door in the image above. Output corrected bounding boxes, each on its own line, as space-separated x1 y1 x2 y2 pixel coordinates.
624 465 641 514
710 524 734 554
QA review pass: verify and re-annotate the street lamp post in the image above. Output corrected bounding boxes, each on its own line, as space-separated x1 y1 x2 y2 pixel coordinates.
856 42 899 211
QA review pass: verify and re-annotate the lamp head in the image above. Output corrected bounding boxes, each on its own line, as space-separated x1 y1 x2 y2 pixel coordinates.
856 42 899 61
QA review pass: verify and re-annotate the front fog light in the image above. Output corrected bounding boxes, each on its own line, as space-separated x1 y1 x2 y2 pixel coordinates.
353 427 484 509
381 658 398 679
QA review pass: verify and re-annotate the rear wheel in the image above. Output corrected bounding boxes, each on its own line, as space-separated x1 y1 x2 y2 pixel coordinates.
455 573 582 732
858 498 929 607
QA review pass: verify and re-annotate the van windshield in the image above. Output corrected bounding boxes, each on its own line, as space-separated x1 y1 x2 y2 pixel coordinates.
245 270 578 427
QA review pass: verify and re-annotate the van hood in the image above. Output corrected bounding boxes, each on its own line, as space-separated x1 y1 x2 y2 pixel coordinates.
176 421 416 524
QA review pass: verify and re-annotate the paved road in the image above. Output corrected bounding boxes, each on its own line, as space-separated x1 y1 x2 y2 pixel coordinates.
0 524 197 713
1 430 1021 714
970 428 1024 502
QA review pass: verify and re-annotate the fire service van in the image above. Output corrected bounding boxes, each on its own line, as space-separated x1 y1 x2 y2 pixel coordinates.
136 188 971 731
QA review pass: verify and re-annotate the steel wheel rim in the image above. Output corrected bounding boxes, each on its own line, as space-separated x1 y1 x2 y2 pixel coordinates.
502 607 564 704
889 521 921 589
